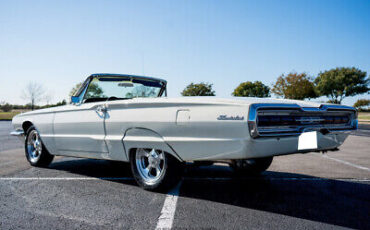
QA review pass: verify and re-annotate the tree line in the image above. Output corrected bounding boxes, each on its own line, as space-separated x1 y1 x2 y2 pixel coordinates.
0 81 67 112
1 66 369 113
182 67 369 110
0 100 67 112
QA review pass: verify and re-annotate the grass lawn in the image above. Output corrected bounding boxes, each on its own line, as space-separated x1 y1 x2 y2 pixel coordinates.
358 112 370 121
0 111 23 120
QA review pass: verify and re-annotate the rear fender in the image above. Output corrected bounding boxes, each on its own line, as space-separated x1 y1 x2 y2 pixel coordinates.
122 128 183 162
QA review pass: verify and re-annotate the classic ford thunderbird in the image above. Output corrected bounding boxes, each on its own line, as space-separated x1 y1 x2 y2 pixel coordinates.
11 74 358 190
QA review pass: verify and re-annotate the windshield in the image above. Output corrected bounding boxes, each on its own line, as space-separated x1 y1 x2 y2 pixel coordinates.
83 77 164 103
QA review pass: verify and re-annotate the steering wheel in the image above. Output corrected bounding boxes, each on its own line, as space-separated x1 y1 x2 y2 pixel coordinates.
106 96 119 101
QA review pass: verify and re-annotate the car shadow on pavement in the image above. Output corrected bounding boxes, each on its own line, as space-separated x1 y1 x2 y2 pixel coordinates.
49 158 137 186
353 124 370 137
182 165 370 230
49 158 370 229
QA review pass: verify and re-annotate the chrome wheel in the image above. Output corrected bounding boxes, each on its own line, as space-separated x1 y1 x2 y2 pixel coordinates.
135 148 166 185
26 130 42 163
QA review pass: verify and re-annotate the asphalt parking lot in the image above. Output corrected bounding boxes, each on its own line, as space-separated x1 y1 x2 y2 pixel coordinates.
0 121 369 229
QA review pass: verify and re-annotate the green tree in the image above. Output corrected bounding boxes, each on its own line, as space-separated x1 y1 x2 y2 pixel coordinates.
271 72 317 100
232 81 270 97
1 103 13 112
41 100 67 109
315 67 369 104
69 82 105 98
181 82 215 96
353 99 370 111
69 82 83 96
58 99 67 106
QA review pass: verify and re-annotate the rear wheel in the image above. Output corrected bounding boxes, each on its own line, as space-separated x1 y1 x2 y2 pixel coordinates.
193 161 214 167
130 148 183 191
231 157 273 175
25 126 54 167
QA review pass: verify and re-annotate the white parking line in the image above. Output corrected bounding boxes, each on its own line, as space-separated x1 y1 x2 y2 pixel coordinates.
0 177 134 181
155 182 182 230
319 154 370 172
0 177 369 182
0 161 16 167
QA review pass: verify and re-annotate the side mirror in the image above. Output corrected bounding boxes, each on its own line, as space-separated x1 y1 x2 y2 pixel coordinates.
71 96 80 104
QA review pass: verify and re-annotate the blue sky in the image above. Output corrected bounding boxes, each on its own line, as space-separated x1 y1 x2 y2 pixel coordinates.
0 0 369 106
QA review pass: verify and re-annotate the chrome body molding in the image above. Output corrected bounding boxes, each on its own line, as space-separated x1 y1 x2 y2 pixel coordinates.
248 103 358 138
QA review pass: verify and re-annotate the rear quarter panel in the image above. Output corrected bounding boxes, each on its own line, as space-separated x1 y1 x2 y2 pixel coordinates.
106 100 250 161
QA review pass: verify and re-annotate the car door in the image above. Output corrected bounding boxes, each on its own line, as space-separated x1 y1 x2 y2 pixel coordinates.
53 102 108 157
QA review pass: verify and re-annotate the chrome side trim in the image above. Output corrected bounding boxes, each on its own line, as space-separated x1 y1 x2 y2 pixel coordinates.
10 129 24 136
248 103 357 138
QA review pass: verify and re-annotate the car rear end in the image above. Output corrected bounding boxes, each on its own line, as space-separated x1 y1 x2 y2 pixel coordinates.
245 103 357 158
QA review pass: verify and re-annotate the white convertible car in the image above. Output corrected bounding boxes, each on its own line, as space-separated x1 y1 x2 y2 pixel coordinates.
11 74 358 190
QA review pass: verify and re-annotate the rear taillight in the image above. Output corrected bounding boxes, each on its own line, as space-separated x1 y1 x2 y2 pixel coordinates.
248 104 357 138
257 115 350 127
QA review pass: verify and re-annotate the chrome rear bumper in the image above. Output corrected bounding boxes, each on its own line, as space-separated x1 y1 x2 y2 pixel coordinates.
10 129 25 141
245 132 350 159
10 129 24 136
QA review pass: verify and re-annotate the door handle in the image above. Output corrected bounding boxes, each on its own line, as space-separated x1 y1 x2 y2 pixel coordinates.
96 105 108 113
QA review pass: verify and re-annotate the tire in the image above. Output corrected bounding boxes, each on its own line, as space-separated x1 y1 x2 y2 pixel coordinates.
231 157 273 175
24 125 54 167
193 161 214 167
130 148 183 191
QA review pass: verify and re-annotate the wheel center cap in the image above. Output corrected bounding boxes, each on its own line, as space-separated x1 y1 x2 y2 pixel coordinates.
149 157 159 167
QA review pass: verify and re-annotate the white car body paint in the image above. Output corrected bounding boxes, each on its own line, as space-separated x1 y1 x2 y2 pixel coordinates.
11 79 356 163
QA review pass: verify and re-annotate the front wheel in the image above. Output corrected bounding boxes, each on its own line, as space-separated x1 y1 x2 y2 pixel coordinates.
130 148 183 191
25 126 54 167
231 157 273 175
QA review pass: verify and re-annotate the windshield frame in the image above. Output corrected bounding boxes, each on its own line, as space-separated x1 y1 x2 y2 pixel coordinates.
73 74 167 104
